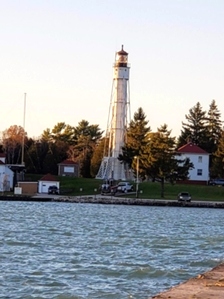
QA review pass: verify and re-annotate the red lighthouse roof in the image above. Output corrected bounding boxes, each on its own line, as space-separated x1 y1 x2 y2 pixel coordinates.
117 45 128 55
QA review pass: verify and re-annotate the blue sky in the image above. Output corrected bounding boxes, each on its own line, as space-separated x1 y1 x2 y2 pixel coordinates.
1 0 224 138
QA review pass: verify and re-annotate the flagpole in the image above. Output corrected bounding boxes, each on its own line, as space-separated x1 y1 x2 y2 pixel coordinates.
21 93 26 165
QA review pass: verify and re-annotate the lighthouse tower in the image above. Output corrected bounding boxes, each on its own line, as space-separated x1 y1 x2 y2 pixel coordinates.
96 45 130 180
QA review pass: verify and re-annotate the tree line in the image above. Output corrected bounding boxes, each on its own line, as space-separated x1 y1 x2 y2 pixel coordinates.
1 100 224 181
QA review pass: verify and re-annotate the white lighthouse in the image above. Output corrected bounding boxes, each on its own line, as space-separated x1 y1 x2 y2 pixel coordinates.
96 45 131 180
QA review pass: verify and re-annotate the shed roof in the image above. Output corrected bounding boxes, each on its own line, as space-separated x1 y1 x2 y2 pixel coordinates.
58 159 77 165
39 173 59 182
177 142 208 154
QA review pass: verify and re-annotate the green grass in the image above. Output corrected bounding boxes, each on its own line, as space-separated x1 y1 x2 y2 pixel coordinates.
25 174 224 201
139 182 224 201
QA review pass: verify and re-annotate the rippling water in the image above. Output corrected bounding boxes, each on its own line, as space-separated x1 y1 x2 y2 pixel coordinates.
0 201 224 299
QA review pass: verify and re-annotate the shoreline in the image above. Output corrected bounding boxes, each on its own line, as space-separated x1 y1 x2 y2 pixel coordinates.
53 196 224 209
1 195 224 208
150 262 224 299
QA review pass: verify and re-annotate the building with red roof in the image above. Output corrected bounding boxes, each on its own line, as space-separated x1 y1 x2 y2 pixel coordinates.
177 142 209 184
38 173 60 194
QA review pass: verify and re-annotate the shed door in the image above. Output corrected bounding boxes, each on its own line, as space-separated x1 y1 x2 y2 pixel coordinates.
42 184 49 193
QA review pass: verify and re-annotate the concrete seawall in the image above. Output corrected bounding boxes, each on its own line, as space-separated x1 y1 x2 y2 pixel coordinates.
150 263 224 299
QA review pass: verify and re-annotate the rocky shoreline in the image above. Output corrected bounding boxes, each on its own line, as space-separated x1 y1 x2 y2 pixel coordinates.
51 195 224 208
1 195 224 208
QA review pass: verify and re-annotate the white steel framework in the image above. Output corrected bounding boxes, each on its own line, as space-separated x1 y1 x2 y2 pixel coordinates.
96 46 131 180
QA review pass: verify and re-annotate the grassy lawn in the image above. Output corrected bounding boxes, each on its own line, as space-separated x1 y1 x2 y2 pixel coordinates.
24 174 224 201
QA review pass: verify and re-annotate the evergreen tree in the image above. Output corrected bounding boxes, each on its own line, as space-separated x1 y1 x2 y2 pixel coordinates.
51 122 75 145
25 139 49 173
90 137 109 177
38 120 103 177
210 130 224 178
68 120 103 177
41 128 52 142
119 107 150 177
143 124 193 198
41 123 76 145
206 99 223 154
177 102 207 149
24 138 38 173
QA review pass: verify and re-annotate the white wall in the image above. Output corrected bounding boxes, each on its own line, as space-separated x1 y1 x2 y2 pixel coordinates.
0 157 6 163
0 165 14 191
179 153 209 182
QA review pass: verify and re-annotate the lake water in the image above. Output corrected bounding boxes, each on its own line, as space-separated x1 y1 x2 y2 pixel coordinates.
0 201 224 299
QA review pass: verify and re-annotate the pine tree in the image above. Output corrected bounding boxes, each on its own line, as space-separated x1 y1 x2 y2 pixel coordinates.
177 102 207 149
210 130 224 178
206 99 223 154
143 124 193 198
68 120 103 177
118 107 151 177
90 137 109 177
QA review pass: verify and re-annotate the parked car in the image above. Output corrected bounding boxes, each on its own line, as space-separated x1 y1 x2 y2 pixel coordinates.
116 182 134 193
208 179 224 186
101 179 116 195
177 192 191 202
48 185 59 195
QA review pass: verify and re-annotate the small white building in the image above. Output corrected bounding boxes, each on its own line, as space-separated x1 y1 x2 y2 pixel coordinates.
177 142 209 184
0 161 14 191
38 173 60 194
0 153 26 192
0 153 6 164
0 154 14 191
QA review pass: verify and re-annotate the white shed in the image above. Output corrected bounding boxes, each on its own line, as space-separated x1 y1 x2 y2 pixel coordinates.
38 173 60 194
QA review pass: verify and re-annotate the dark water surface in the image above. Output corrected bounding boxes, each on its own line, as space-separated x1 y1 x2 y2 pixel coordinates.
0 201 223 299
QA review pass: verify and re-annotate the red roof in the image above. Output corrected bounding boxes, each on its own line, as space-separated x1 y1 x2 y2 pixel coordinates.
177 142 208 154
58 159 77 165
39 173 58 181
